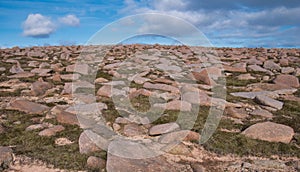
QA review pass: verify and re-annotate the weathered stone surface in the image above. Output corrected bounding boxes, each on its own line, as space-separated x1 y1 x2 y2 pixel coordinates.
190 163 206 172
225 107 248 119
9 62 24 74
106 154 179 172
143 82 179 93
60 74 81 80
224 63 247 73
167 143 191 156
62 81 94 94
149 122 180 136
26 123 47 131
255 95 283 110
159 130 200 144
65 103 107 116
123 123 144 137
97 85 112 97
250 109 273 118
115 117 130 124
31 80 53 96
279 59 289 66
182 91 211 106
7 72 35 78
153 100 192 112
192 69 217 85
237 73 256 80
242 122 294 143
273 74 300 88
79 130 102 154
281 67 294 74
51 106 79 125
87 156 106 170
263 60 281 71
247 65 273 75
66 64 89 75
55 137 74 146
0 146 13 170
230 91 273 99
38 125 65 137
8 99 49 114
31 68 52 76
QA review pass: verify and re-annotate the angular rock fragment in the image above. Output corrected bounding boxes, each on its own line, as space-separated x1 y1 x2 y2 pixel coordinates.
255 95 283 110
149 122 180 136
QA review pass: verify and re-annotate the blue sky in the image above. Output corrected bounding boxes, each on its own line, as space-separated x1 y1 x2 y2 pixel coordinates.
1 0 299 48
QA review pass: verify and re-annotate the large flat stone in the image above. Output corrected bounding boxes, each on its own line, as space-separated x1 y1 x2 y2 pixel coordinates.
273 74 300 88
255 95 283 110
8 99 49 114
242 122 294 143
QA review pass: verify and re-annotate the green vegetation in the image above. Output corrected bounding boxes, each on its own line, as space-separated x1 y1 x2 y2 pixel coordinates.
203 131 300 157
273 100 300 133
0 109 97 170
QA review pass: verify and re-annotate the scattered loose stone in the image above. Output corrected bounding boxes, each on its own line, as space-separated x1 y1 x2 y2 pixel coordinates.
273 74 300 88
31 80 53 96
97 85 112 97
9 62 24 74
51 106 79 126
87 156 106 170
225 107 248 119
8 99 49 114
159 130 200 144
167 143 192 156
153 100 192 112
242 122 294 143
38 125 65 137
143 82 179 93
79 130 102 154
26 124 47 131
237 73 256 80
247 65 273 75
281 67 294 74
250 109 273 118
149 122 180 136
263 60 281 71
230 91 274 99
190 163 206 172
55 137 74 146
0 146 13 170
255 95 283 110
60 74 81 80
7 72 35 78
123 123 144 137
66 64 89 75
115 117 130 124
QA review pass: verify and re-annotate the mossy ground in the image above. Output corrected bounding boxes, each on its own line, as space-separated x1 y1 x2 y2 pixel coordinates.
0 109 107 171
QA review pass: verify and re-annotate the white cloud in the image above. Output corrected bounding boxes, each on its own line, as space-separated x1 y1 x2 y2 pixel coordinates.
22 13 56 38
59 14 80 26
152 0 187 11
120 0 300 47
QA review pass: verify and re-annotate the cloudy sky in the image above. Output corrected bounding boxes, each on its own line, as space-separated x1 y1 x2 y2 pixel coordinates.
1 0 299 48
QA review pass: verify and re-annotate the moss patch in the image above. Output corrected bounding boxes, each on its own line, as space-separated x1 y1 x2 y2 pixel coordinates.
0 109 89 170
203 131 300 158
273 100 300 133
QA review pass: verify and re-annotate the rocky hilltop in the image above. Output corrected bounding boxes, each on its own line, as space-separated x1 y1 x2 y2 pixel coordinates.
0 45 300 171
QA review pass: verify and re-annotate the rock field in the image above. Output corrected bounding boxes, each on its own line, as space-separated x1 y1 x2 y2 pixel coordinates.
0 44 300 171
